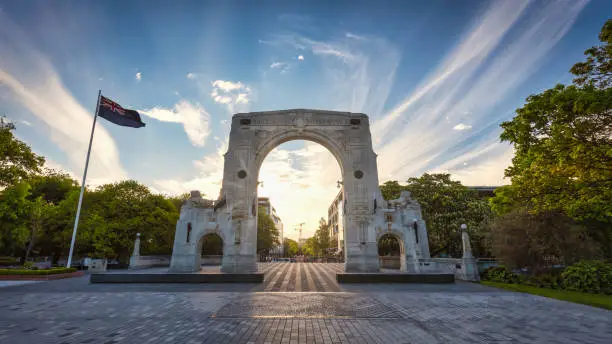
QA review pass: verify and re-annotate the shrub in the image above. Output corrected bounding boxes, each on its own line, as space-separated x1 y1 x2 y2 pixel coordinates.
22 261 34 269
0 268 77 275
482 266 519 283
520 274 565 289
562 260 612 294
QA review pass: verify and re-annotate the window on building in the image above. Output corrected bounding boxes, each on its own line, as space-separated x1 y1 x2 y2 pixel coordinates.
187 223 192 243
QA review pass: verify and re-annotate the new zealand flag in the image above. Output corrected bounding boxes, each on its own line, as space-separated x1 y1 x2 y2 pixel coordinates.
98 96 145 128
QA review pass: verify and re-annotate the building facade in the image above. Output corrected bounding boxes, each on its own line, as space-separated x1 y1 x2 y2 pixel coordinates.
258 197 284 255
327 189 344 253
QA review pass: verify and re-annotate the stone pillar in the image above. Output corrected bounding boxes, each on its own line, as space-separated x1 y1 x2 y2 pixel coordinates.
129 233 141 269
404 225 421 273
459 224 480 281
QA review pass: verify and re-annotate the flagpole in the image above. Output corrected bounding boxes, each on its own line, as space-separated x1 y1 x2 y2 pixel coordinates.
66 90 102 268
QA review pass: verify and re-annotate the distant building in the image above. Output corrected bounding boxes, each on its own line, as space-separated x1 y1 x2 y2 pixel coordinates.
258 197 284 255
466 186 500 199
298 238 307 247
327 189 344 252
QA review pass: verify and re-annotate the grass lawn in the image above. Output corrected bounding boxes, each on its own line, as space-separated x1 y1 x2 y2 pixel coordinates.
482 281 612 310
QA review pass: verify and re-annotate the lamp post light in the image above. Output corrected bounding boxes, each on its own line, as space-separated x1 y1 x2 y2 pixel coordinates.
460 223 467 231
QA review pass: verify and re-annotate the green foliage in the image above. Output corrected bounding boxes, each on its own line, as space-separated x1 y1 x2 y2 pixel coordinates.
482 261 612 296
489 210 600 272
378 234 400 256
0 182 31 256
0 124 45 188
495 20 612 258
201 234 223 255
299 218 334 257
562 260 612 294
0 267 76 275
482 266 519 284
283 238 298 257
380 181 404 201
570 19 612 88
381 173 493 257
257 207 279 254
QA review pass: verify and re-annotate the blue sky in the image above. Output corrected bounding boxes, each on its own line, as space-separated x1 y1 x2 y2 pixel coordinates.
1 0 609 239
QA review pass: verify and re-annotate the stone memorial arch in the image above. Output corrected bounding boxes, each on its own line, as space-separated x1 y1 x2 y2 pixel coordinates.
169 109 431 273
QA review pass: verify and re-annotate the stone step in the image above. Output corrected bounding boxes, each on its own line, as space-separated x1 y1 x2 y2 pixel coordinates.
90 273 264 283
336 273 454 284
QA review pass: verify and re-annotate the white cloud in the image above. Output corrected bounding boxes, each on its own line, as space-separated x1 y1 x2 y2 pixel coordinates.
297 55 304 60
453 123 472 131
345 32 366 40
210 80 252 114
139 100 211 147
186 72 196 79
0 12 127 183
20 120 32 126
135 72 142 81
270 62 286 69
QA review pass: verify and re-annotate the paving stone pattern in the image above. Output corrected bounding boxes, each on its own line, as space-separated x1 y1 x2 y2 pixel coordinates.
0 263 610 344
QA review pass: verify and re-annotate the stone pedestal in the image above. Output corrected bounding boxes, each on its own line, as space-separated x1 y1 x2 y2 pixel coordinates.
89 259 107 273
344 243 379 272
459 226 480 281
129 233 141 270
221 254 257 273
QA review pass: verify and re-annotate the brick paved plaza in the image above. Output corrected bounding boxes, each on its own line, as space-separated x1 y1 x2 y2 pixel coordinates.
1 263 610 344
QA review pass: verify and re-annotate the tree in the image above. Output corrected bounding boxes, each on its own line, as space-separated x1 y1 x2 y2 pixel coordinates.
83 180 179 260
28 169 78 204
283 238 298 257
201 234 223 255
492 20 612 259
403 173 493 257
0 122 45 187
168 192 192 212
570 19 611 88
380 180 405 200
314 217 331 255
302 237 318 256
0 182 31 257
257 207 279 257
489 210 600 273
378 234 400 256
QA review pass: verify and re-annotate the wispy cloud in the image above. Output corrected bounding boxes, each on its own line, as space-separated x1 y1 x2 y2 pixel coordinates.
453 123 472 131
0 11 127 184
374 0 587 185
139 100 211 147
135 72 142 81
186 72 197 79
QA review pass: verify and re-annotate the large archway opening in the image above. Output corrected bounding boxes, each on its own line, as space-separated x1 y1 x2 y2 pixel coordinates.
256 140 343 262
378 233 404 270
199 233 223 266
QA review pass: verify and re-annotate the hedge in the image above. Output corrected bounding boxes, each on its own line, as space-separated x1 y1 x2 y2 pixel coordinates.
481 260 612 295
0 268 77 275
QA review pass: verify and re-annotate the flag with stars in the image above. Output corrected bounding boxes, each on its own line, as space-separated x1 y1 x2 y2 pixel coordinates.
98 96 145 128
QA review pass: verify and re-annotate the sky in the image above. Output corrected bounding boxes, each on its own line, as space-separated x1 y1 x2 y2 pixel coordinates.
1 0 610 240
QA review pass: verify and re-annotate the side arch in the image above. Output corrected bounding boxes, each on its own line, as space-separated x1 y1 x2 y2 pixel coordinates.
376 230 407 271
